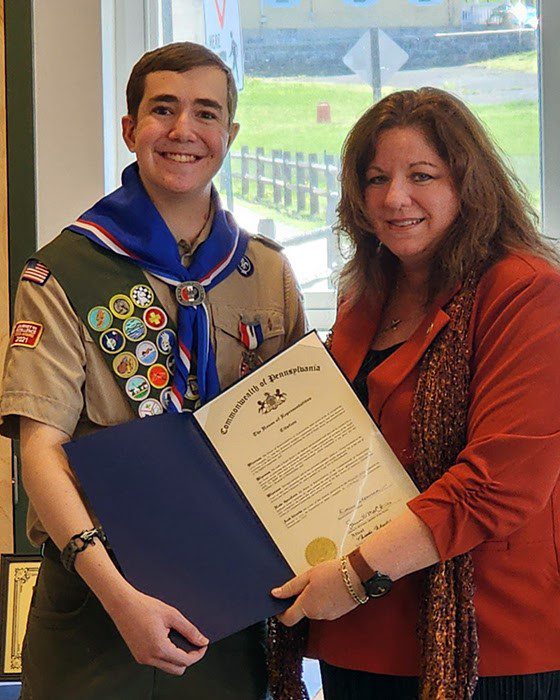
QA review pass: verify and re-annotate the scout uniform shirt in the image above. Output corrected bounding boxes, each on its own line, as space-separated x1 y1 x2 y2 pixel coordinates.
0 225 306 547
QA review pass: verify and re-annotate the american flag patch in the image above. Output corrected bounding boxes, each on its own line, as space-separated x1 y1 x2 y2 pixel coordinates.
22 260 51 285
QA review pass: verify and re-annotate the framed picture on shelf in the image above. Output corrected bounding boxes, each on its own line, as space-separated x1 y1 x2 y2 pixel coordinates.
0 554 41 680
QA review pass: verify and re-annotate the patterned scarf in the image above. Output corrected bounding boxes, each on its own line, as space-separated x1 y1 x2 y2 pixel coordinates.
68 163 249 408
267 267 482 699
411 267 481 699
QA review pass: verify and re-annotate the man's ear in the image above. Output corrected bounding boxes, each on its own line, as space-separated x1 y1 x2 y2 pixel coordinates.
122 115 137 153
227 122 240 150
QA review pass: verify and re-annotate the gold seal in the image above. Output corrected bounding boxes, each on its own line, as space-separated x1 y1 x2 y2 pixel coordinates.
305 537 338 566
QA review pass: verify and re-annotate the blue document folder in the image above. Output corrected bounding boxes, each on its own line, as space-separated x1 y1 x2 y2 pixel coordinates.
64 412 294 647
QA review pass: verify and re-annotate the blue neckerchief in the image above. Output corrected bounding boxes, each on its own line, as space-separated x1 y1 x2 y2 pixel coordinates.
68 163 249 408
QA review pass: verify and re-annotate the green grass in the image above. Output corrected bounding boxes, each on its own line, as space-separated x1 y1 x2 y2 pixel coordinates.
471 50 538 74
234 78 375 155
226 77 540 220
235 78 538 158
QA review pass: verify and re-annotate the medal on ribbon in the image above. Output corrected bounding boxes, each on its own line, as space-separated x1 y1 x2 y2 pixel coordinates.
239 318 265 377
239 319 264 351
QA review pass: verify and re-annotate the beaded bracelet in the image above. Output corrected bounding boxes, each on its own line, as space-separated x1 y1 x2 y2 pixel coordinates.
340 555 368 605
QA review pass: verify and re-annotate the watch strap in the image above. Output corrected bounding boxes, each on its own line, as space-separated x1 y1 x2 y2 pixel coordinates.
347 546 376 583
348 546 393 598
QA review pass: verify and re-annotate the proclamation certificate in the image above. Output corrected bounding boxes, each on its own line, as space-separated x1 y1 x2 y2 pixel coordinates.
194 332 419 575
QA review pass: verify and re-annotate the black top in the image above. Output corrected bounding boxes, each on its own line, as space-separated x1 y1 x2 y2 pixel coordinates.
352 343 403 408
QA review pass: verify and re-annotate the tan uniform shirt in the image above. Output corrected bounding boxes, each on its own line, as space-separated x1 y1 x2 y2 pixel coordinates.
0 231 306 545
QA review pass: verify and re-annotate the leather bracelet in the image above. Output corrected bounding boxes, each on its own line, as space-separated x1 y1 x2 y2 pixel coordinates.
60 527 108 573
340 556 368 605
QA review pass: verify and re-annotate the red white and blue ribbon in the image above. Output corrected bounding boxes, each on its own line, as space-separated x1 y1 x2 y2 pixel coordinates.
68 163 249 409
239 320 264 350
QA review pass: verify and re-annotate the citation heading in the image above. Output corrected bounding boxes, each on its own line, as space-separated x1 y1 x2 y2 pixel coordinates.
220 364 321 434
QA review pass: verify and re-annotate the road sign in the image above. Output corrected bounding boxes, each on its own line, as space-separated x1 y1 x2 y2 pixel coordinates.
203 0 245 90
343 28 409 100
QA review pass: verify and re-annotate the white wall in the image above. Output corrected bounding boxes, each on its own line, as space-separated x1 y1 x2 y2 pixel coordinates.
33 0 106 246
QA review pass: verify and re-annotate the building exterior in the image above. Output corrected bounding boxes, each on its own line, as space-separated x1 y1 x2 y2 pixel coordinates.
240 0 461 31
235 0 536 75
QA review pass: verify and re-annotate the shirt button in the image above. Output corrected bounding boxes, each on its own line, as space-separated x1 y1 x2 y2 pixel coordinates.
181 252 191 267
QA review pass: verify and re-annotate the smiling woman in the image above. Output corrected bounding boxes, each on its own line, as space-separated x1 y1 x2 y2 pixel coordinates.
363 127 460 277
269 88 560 700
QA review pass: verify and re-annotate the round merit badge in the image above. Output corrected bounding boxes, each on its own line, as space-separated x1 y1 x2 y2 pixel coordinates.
160 386 173 409
143 306 168 330
237 254 254 277
156 329 175 355
130 284 154 309
113 352 138 379
135 340 158 366
138 397 164 418
185 374 199 401
99 328 125 355
305 537 338 567
122 316 147 342
147 364 169 389
87 306 113 332
166 354 176 374
125 375 151 402
109 294 133 320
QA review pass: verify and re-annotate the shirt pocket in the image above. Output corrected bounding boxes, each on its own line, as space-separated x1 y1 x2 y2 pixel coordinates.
211 303 285 391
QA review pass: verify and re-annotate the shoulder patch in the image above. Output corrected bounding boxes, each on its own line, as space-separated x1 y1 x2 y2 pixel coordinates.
10 321 44 348
252 234 284 252
21 259 51 285
237 254 254 277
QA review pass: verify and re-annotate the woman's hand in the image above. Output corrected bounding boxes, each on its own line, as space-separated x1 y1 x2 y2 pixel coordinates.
271 559 360 627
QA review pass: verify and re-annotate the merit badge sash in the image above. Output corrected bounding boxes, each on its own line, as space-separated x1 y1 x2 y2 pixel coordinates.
67 163 249 409
36 232 179 418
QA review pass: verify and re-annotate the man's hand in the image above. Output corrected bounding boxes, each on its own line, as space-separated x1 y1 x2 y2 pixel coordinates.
271 559 359 627
106 585 208 675
19 418 210 675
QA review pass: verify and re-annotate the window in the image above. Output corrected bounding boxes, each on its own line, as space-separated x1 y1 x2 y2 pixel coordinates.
111 0 555 331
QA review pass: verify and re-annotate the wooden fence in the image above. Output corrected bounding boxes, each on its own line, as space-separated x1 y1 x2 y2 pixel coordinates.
223 146 341 225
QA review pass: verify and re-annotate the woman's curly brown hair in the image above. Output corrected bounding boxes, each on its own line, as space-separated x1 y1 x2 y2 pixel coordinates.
335 87 559 304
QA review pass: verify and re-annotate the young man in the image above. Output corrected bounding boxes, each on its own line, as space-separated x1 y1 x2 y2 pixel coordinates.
0 42 305 699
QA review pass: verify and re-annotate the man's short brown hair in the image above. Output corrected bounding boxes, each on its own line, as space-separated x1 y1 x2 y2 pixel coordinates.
126 42 238 125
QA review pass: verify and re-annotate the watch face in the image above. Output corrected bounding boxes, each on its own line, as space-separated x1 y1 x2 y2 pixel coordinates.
364 573 393 598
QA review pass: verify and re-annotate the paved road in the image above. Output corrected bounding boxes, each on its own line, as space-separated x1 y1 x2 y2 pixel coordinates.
391 64 536 104
298 64 537 104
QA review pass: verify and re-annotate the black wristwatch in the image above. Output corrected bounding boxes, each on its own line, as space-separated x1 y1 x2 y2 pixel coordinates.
60 527 108 572
348 547 393 599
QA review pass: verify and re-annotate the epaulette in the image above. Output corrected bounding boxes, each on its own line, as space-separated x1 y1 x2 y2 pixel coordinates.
252 234 284 252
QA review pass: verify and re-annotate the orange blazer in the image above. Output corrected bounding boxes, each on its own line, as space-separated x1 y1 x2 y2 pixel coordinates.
307 252 560 677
